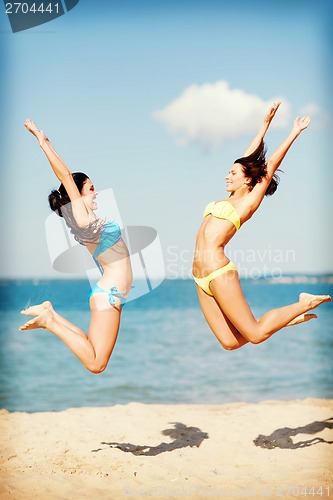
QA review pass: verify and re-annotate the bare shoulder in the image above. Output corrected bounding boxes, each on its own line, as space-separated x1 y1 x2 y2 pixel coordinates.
232 190 265 221
246 178 271 211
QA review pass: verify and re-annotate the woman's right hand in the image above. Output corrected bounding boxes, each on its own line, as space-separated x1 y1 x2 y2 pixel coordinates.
264 102 281 124
24 118 48 144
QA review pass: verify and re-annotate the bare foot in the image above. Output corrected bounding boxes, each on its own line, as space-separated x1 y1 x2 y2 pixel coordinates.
287 313 317 327
20 301 54 317
19 301 54 331
299 293 331 310
19 313 52 331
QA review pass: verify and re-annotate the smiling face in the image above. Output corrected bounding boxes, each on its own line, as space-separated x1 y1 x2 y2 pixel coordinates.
225 163 251 193
81 178 98 211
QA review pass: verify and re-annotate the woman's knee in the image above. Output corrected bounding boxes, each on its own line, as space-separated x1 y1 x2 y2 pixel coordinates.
86 361 107 374
221 340 240 351
215 332 242 350
248 335 264 345
231 320 264 345
235 328 263 345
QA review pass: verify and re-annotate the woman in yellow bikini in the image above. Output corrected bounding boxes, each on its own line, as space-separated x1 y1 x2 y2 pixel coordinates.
192 102 331 350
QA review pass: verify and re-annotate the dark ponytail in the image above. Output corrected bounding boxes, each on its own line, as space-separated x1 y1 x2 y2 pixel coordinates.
48 172 101 244
48 189 64 216
234 140 280 197
265 174 280 196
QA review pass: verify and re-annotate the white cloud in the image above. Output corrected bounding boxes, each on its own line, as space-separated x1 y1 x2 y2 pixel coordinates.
154 80 291 150
298 103 331 129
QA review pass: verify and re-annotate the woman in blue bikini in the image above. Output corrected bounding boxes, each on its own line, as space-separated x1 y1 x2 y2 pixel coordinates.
20 119 133 373
193 102 331 349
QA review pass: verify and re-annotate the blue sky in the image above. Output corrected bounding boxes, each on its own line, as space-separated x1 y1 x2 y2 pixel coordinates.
1 0 332 278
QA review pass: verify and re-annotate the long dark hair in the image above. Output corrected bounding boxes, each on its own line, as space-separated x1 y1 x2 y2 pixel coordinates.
48 172 101 244
234 140 279 196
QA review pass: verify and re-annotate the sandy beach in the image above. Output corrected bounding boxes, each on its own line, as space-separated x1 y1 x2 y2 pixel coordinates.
1 399 332 499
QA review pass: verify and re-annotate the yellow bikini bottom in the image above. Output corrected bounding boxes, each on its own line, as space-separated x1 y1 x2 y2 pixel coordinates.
193 261 238 295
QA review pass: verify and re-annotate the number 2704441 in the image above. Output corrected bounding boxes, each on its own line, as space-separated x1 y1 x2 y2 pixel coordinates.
5 3 60 14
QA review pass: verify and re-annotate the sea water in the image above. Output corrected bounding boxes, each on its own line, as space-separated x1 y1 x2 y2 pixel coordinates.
0 278 332 412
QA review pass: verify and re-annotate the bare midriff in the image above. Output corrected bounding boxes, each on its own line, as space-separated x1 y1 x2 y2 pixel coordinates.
192 216 238 278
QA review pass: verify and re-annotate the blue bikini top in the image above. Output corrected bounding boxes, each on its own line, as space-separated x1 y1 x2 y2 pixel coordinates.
93 220 122 259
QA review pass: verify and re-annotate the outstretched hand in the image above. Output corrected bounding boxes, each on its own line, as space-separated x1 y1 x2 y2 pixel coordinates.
264 102 281 124
24 118 48 143
293 115 311 132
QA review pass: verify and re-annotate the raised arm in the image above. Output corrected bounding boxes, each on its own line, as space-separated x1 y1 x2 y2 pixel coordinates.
24 119 90 227
243 102 281 157
266 115 311 178
246 114 311 212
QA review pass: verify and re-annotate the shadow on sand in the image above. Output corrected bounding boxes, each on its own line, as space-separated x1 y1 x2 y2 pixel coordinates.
254 417 333 449
92 422 209 456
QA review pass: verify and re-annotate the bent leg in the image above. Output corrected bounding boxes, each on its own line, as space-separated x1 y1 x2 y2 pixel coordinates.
196 286 249 350
209 272 331 345
19 296 122 374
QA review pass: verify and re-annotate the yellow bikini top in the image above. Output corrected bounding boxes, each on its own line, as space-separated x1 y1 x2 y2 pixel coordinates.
203 200 241 230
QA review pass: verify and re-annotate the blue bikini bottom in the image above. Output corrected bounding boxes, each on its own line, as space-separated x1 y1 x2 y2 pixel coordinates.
88 284 127 306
